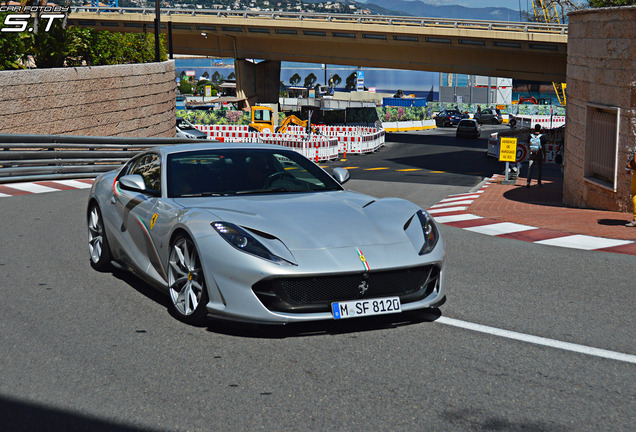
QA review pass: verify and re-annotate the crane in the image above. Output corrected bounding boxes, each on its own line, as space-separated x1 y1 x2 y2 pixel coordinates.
530 1 567 106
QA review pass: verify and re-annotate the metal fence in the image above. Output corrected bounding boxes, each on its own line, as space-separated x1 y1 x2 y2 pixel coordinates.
70 7 568 35
0 134 200 184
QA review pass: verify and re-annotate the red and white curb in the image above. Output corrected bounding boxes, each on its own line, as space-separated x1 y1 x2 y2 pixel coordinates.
0 179 94 198
427 177 636 255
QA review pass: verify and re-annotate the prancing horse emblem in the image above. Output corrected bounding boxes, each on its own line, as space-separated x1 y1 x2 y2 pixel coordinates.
358 280 369 296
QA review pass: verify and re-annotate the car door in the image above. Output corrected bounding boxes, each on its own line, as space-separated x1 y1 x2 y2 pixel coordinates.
112 152 167 281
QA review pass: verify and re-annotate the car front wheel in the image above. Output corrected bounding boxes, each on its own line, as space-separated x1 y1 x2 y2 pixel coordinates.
168 235 209 325
87 204 113 272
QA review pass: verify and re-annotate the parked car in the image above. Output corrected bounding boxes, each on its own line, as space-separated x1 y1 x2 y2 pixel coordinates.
435 110 467 127
475 108 502 125
176 118 208 139
456 119 481 139
86 143 446 325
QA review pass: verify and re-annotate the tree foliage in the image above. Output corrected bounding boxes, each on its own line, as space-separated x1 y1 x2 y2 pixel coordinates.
289 73 301 86
588 0 635 5
0 12 167 70
345 72 357 91
303 73 317 88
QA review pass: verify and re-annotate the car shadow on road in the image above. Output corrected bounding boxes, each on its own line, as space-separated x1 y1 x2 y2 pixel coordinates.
206 308 444 339
111 268 171 309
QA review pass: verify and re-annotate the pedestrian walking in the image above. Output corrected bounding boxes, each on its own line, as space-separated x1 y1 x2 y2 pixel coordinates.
526 124 545 188
626 147 636 227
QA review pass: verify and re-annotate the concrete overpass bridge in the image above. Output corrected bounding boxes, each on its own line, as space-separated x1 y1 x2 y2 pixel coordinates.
68 7 567 83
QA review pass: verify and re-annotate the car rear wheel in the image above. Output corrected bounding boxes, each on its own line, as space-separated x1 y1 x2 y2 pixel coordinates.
88 204 113 272
168 235 209 325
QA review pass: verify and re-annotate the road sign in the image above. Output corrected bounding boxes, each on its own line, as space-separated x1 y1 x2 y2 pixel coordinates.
356 70 364 92
499 137 517 162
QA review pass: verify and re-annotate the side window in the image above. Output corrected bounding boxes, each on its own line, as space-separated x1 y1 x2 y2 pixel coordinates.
129 153 161 193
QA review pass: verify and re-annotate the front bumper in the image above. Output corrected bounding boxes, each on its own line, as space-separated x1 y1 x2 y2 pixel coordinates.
199 235 446 324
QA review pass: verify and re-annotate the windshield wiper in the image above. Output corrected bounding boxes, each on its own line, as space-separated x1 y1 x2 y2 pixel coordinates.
234 188 303 195
179 192 231 197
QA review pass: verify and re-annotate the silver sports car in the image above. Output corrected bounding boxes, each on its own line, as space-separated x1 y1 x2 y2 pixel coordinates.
87 143 445 325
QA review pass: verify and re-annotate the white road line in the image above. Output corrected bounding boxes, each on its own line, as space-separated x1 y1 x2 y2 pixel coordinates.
436 316 636 364
428 206 469 214
535 234 633 250
5 183 59 193
439 195 481 203
430 199 475 208
446 190 484 198
465 222 535 236
53 180 93 189
433 214 483 223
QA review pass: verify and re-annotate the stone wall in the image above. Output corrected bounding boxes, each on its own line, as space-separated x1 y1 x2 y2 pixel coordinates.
0 61 176 138
564 6 636 212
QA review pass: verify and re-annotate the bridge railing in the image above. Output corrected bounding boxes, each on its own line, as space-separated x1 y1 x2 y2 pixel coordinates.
69 7 568 35
0 134 198 184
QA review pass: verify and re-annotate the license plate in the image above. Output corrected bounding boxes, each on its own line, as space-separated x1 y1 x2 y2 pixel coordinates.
331 297 401 320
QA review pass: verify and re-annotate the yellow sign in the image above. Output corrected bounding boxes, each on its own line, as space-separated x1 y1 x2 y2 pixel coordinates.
496 104 507 110
205 86 212 98
499 137 518 162
150 213 158 230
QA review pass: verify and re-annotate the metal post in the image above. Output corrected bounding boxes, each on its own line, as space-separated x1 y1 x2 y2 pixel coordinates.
168 21 173 60
154 0 160 62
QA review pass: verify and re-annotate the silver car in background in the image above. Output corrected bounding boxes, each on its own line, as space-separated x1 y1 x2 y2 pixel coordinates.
87 143 445 325
176 118 208 140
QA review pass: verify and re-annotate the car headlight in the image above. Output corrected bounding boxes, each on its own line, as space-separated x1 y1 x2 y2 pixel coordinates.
212 222 294 265
416 210 439 255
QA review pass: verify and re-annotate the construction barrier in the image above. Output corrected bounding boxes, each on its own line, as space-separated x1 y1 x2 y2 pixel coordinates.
509 115 565 129
192 124 385 160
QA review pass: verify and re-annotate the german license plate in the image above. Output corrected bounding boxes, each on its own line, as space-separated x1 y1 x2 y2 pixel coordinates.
331 297 401 320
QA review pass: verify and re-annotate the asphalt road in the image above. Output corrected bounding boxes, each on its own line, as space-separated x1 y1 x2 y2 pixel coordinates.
0 127 634 431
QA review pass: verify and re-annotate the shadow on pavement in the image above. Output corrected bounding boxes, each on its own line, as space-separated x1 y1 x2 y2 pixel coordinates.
0 395 157 432
206 308 443 339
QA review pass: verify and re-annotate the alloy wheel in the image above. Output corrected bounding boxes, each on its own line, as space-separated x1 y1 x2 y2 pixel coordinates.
168 237 205 317
88 206 104 264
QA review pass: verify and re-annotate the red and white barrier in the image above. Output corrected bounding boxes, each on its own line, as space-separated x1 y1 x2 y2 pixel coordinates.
511 115 565 129
191 124 385 161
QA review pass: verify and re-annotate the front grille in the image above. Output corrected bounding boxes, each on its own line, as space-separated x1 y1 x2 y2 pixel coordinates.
253 265 440 313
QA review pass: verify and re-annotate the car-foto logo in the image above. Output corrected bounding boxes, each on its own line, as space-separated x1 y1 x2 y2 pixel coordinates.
1 5 69 33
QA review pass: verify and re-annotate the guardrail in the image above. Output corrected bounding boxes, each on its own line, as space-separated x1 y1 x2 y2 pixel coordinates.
0 134 198 184
69 7 568 35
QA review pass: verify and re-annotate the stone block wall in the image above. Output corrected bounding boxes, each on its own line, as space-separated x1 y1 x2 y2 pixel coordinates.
564 6 636 212
0 61 176 138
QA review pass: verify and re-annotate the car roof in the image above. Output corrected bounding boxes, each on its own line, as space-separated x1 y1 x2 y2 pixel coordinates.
154 142 292 156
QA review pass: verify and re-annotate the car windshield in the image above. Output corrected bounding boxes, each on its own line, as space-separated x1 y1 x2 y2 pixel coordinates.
167 148 343 198
458 120 475 126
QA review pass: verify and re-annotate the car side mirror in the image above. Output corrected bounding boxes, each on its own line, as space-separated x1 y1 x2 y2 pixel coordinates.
332 167 350 184
119 174 147 193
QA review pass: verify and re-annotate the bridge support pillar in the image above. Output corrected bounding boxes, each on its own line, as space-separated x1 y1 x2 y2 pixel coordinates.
234 59 281 109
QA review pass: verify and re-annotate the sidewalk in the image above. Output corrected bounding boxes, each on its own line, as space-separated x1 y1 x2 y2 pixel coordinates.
429 165 636 255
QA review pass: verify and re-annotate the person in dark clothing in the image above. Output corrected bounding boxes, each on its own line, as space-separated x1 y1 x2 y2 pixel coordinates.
527 124 546 188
